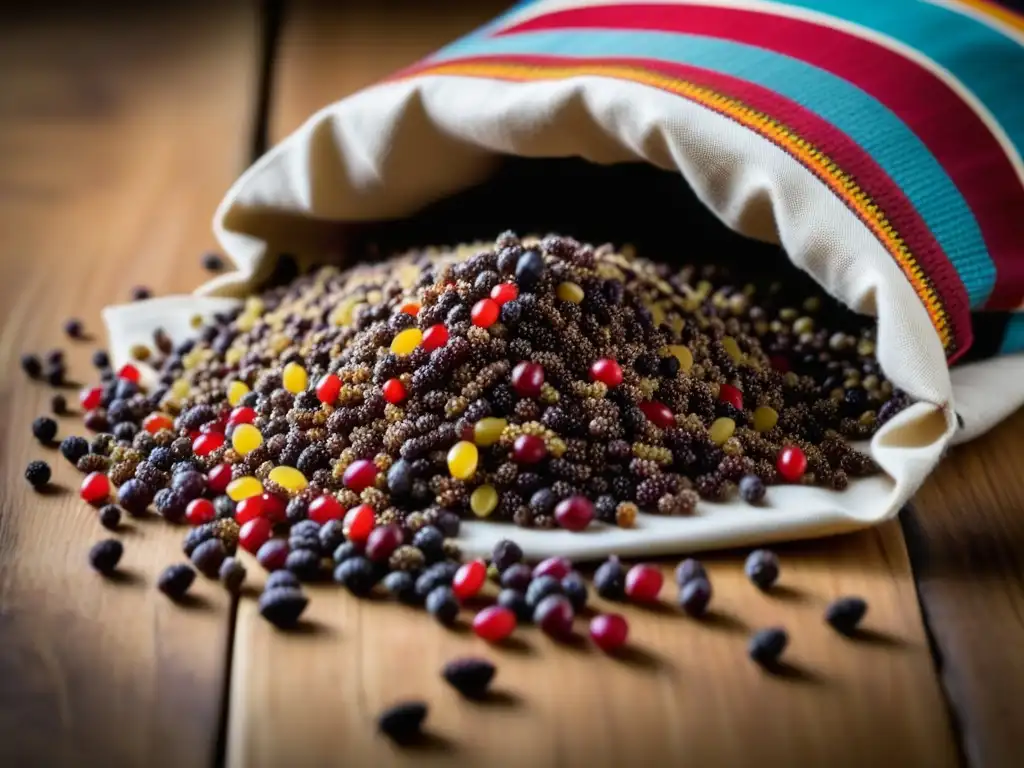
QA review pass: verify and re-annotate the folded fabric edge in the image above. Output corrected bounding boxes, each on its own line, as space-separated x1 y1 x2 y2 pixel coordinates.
457 501 878 560
949 353 1024 443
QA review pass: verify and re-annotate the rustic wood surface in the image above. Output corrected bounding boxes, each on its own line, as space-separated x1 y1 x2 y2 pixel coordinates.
2 2 1022 767
0 4 258 766
226 529 958 767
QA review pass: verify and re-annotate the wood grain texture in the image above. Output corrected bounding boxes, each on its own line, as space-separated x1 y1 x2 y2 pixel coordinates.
225 4 959 766
909 408 1024 768
268 0 512 141
227 526 957 767
0 5 258 766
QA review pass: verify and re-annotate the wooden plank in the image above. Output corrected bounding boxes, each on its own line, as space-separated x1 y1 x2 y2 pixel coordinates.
229 525 958 767
908 408 1024 768
0 5 259 766
269 0 512 141
225 3 960 765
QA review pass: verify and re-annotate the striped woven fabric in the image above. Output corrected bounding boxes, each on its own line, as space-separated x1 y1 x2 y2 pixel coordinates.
396 0 1024 362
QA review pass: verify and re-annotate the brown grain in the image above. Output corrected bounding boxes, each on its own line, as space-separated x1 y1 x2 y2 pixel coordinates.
0 4 258 765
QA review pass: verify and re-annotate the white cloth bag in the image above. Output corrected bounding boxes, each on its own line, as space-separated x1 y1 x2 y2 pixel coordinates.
104 0 1024 558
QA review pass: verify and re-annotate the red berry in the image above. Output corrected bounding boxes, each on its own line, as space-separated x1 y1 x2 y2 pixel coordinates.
625 564 663 602
535 595 575 639
186 498 216 526
261 493 287 524
200 417 227 434
80 472 110 504
511 361 545 398
589 358 623 388
776 445 808 483
533 556 572 580
227 406 257 426
382 378 406 405
117 363 140 383
207 463 232 494
769 355 791 373
453 559 487 600
192 432 225 457
143 413 174 434
343 504 375 545
471 298 499 328
239 517 272 554
79 386 102 410
399 302 421 317
554 496 594 532
719 383 743 410
308 495 343 524
589 613 629 652
639 400 675 429
422 324 449 351
315 373 341 405
256 539 289 571
473 606 517 642
342 459 378 492
490 282 518 305
366 524 404 562
512 434 546 464
83 409 107 432
235 495 265 525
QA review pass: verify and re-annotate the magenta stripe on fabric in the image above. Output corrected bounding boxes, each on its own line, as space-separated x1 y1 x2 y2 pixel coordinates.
496 3 1024 310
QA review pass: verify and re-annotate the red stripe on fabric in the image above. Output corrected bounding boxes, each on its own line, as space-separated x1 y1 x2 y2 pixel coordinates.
403 51 971 351
497 4 1024 310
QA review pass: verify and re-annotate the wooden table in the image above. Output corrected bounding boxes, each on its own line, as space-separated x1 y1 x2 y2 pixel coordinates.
2 3 1021 766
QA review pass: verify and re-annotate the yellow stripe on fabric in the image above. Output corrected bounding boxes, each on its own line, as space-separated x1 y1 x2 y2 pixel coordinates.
405 60 952 349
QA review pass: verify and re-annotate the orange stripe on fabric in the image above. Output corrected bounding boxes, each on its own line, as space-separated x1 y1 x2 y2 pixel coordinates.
402 60 952 349
950 0 1024 34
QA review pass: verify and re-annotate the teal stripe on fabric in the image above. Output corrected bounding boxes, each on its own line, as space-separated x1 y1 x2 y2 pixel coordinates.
779 0 1024 160
431 29 995 306
999 313 1024 354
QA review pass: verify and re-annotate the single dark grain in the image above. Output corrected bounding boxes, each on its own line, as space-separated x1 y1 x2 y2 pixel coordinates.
442 657 496 699
88 539 123 575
